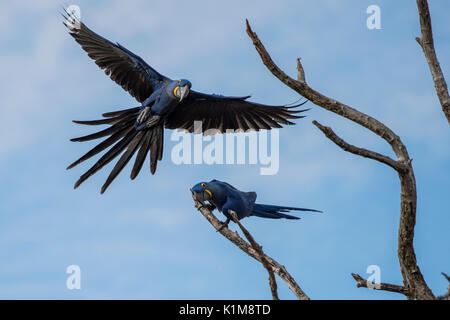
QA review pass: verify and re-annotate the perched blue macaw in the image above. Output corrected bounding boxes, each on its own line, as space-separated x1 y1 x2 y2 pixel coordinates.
192 180 321 228
63 11 308 193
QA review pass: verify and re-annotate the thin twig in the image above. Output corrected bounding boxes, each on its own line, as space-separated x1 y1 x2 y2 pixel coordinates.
312 121 408 172
229 210 279 300
296 58 306 83
436 289 450 300
191 190 309 300
351 273 411 297
436 272 450 300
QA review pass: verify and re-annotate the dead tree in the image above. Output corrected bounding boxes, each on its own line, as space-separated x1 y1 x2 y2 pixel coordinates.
191 0 448 300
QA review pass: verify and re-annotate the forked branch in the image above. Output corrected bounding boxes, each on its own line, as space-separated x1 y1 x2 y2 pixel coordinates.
191 191 309 300
229 210 279 300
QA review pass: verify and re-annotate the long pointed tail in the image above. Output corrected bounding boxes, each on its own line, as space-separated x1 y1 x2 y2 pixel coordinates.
251 203 322 220
67 107 164 193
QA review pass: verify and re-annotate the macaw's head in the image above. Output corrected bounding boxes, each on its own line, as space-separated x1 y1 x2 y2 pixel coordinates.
191 181 212 202
173 79 192 102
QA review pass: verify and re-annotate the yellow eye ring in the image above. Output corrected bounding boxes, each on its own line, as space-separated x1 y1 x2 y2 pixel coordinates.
201 183 206 188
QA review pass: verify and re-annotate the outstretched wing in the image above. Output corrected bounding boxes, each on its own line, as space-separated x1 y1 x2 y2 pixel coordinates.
63 11 168 103
164 91 308 133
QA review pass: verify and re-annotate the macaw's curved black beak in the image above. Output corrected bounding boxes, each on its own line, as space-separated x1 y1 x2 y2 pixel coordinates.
192 189 211 203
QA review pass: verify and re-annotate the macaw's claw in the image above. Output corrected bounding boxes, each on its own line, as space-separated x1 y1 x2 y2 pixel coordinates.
216 218 231 232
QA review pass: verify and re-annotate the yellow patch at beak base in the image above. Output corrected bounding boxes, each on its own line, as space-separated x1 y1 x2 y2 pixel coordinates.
205 189 212 197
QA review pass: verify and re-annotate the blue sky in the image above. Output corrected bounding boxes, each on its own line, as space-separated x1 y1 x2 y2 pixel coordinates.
0 0 448 299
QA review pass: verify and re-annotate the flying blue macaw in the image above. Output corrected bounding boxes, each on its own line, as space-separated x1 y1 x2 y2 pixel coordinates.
191 180 321 228
63 11 307 194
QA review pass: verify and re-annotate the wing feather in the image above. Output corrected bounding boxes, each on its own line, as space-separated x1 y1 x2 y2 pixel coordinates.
63 11 167 103
73 130 137 189
100 131 145 193
130 131 153 180
165 91 307 134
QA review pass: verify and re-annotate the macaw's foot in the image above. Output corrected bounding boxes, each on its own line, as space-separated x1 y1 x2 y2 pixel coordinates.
216 218 231 232
136 106 150 125
193 199 210 211
135 107 161 130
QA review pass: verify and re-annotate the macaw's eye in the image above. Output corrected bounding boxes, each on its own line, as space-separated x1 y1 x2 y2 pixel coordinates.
178 79 181 84
201 183 206 188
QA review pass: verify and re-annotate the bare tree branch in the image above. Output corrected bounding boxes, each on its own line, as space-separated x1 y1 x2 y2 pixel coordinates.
415 0 450 124
437 290 450 300
351 273 411 296
442 272 450 282
246 20 410 164
245 19 436 300
229 210 279 300
296 58 306 83
312 120 408 172
436 272 450 300
190 190 309 300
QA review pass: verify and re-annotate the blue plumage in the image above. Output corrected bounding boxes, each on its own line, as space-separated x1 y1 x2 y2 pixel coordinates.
192 180 321 226
63 10 308 194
